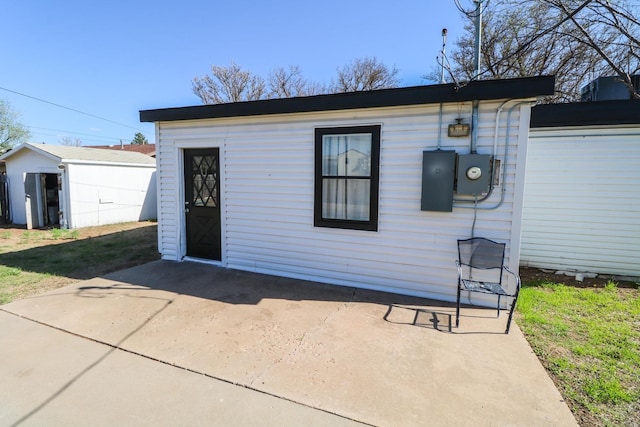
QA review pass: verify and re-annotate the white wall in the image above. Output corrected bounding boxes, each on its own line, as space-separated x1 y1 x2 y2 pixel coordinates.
4 148 156 228
522 126 640 278
156 100 531 301
67 163 156 228
4 149 60 225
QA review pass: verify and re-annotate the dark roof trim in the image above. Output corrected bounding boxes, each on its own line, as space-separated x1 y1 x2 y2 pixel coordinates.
531 100 640 128
140 76 555 123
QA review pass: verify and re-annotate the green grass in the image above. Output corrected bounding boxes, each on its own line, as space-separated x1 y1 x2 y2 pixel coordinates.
19 230 34 243
517 280 640 426
46 228 80 240
0 266 53 305
0 223 159 305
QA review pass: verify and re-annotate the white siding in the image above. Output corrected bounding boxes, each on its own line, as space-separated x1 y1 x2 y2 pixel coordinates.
4 147 156 228
67 163 157 228
4 149 60 225
522 127 640 277
156 101 531 301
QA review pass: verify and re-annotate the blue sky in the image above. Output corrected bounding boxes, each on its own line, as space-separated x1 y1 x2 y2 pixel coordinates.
1 1 468 146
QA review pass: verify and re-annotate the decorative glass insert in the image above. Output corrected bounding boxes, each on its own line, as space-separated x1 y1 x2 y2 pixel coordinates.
191 155 218 207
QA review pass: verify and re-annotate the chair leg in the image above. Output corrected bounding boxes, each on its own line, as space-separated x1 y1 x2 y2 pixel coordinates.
455 281 462 328
497 295 501 318
505 297 516 334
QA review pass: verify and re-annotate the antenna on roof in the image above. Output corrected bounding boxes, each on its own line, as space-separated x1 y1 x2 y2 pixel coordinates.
440 28 448 84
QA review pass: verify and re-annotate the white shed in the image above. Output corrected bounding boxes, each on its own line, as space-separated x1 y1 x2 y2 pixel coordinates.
523 100 640 278
0 143 157 229
141 76 554 301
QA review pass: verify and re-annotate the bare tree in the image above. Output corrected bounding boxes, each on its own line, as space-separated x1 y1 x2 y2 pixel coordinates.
449 0 640 102
550 0 640 99
59 136 82 146
192 57 400 105
303 80 330 96
267 65 310 98
192 62 266 104
0 99 30 153
331 56 400 92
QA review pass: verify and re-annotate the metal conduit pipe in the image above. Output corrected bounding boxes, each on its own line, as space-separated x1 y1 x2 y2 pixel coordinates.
470 100 480 153
437 103 444 150
453 98 515 205
454 100 536 210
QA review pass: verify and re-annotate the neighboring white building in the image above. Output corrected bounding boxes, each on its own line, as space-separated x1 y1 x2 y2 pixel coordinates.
0 143 157 229
523 100 640 278
141 76 554 302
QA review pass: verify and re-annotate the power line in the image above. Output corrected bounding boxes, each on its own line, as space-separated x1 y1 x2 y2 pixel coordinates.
29 131 127 146
475 0 592 80
0 86 146 132
454 0 490 19
450 0 593 86
29 126 127 142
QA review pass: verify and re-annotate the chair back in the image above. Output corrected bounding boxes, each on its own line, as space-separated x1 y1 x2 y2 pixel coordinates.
458 237 506 270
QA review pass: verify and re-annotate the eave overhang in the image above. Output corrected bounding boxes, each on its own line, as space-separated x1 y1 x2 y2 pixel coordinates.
140 76 555 123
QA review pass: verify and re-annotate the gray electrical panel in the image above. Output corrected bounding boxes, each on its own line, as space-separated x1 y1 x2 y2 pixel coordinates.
456 154 492 196
421 150 456 212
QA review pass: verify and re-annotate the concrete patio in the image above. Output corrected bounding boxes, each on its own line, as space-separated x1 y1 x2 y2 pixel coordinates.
0 260 577 426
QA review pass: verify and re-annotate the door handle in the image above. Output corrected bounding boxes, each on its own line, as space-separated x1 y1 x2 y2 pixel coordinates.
185 208 190 213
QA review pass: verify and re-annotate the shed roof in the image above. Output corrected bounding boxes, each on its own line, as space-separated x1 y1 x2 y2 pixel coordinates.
0 143 156 166
86 143 156 157
530 99 640 128
140 76 555 123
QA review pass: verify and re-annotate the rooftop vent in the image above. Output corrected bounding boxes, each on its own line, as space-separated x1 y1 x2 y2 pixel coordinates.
581 75 640 102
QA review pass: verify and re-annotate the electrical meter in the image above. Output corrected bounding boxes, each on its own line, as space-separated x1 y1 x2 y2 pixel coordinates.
466 166 482 180
456 154 492 195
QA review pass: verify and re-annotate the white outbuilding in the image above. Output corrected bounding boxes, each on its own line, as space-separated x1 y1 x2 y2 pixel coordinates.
0 143 157 229
523 100 640 279
141 76 554 302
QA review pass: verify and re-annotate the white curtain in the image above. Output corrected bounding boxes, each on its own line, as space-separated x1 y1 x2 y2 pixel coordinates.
321 134 372 221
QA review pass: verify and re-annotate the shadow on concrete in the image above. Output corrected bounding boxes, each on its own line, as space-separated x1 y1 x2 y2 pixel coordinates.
383 304 454 332
101 259 443 306
100 260 505 334
3 260 564 427
8 291 174 427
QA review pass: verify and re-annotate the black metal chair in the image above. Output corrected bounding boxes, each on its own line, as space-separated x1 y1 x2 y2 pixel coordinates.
455 237 521 334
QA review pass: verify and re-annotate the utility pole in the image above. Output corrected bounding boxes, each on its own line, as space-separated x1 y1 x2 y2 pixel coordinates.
473 0 483 79
470 0 483 153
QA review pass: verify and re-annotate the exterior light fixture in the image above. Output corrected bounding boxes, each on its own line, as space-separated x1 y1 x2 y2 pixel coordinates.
448 118 470 137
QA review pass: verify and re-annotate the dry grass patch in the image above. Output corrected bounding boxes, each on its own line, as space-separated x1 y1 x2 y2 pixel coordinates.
0 222 159 304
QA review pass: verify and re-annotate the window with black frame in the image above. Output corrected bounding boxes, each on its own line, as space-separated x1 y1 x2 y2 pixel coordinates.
314 125 380 231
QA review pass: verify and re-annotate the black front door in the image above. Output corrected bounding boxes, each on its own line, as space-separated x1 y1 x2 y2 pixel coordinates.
184 148 221 260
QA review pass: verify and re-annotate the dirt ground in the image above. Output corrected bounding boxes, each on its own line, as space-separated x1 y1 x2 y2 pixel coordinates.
0 221 155 249
519 266 639 289
3 221 635 289
0 221 159 302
